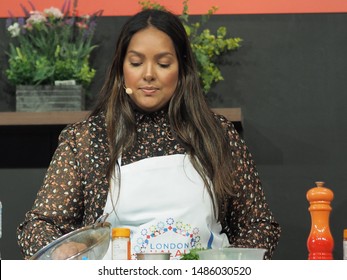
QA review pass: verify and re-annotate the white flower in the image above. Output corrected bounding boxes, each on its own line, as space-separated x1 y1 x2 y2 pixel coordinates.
26 11 47 24
7 22 20 37
80 14 90 20
44 7 63 19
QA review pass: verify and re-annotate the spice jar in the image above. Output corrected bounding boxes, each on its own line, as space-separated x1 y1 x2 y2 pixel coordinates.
112 228 131 260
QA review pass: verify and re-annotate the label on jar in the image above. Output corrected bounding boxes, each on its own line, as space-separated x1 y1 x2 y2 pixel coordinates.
343 241 347 260
112 238 130 260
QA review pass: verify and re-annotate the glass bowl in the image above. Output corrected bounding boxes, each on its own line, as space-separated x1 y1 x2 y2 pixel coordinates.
196 247 267 260
30 222 111 260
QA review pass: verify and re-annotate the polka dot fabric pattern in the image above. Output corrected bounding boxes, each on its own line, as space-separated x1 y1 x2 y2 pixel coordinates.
17 110 280 259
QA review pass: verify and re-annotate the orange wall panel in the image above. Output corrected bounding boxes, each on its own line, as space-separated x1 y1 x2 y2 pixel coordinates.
2 0 347 18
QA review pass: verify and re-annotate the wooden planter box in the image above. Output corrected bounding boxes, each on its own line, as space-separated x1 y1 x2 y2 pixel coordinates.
16 85 85 112
0 108 242 127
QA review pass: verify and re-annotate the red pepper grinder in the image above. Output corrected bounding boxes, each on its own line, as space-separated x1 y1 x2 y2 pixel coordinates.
306 181 334 260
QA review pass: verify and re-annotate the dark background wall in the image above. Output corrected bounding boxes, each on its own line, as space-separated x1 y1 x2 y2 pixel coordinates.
1 13 347 260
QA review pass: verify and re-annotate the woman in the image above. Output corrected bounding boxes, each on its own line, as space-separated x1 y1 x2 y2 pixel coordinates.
17 9 281 260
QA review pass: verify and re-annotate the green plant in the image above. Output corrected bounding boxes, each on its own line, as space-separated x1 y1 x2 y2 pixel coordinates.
5 0 102 87
180 248 204 260
139 0 242 93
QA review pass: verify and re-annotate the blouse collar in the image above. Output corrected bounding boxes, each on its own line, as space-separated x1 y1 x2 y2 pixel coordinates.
134 108 169 125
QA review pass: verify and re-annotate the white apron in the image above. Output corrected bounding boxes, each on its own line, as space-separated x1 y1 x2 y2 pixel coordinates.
102 154 229 260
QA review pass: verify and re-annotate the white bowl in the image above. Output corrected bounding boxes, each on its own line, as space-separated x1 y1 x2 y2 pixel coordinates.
196 247 267 260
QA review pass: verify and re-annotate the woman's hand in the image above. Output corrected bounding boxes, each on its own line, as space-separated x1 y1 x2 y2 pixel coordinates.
51 241 88 260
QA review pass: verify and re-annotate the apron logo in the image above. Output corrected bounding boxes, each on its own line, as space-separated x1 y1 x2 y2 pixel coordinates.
133 218 201 259
149 242 189 250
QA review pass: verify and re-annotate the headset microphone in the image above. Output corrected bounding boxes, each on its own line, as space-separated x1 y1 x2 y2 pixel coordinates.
125 88 133 94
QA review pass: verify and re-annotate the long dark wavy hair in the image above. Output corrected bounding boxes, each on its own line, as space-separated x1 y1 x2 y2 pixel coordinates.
91 9 236 221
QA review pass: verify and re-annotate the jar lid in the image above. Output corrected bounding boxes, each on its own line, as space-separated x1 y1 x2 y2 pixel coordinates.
344 229 347 239
112 228 130 238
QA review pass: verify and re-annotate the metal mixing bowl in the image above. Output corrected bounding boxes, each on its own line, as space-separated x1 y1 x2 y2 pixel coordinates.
30 221 111 260
136 252 171 260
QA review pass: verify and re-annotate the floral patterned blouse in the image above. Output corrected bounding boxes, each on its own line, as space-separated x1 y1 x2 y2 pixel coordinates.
17 109 281 259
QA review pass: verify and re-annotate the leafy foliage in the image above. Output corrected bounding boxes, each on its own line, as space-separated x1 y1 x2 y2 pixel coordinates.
5 1 102 87
180 248 205 260
139 0 242 93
